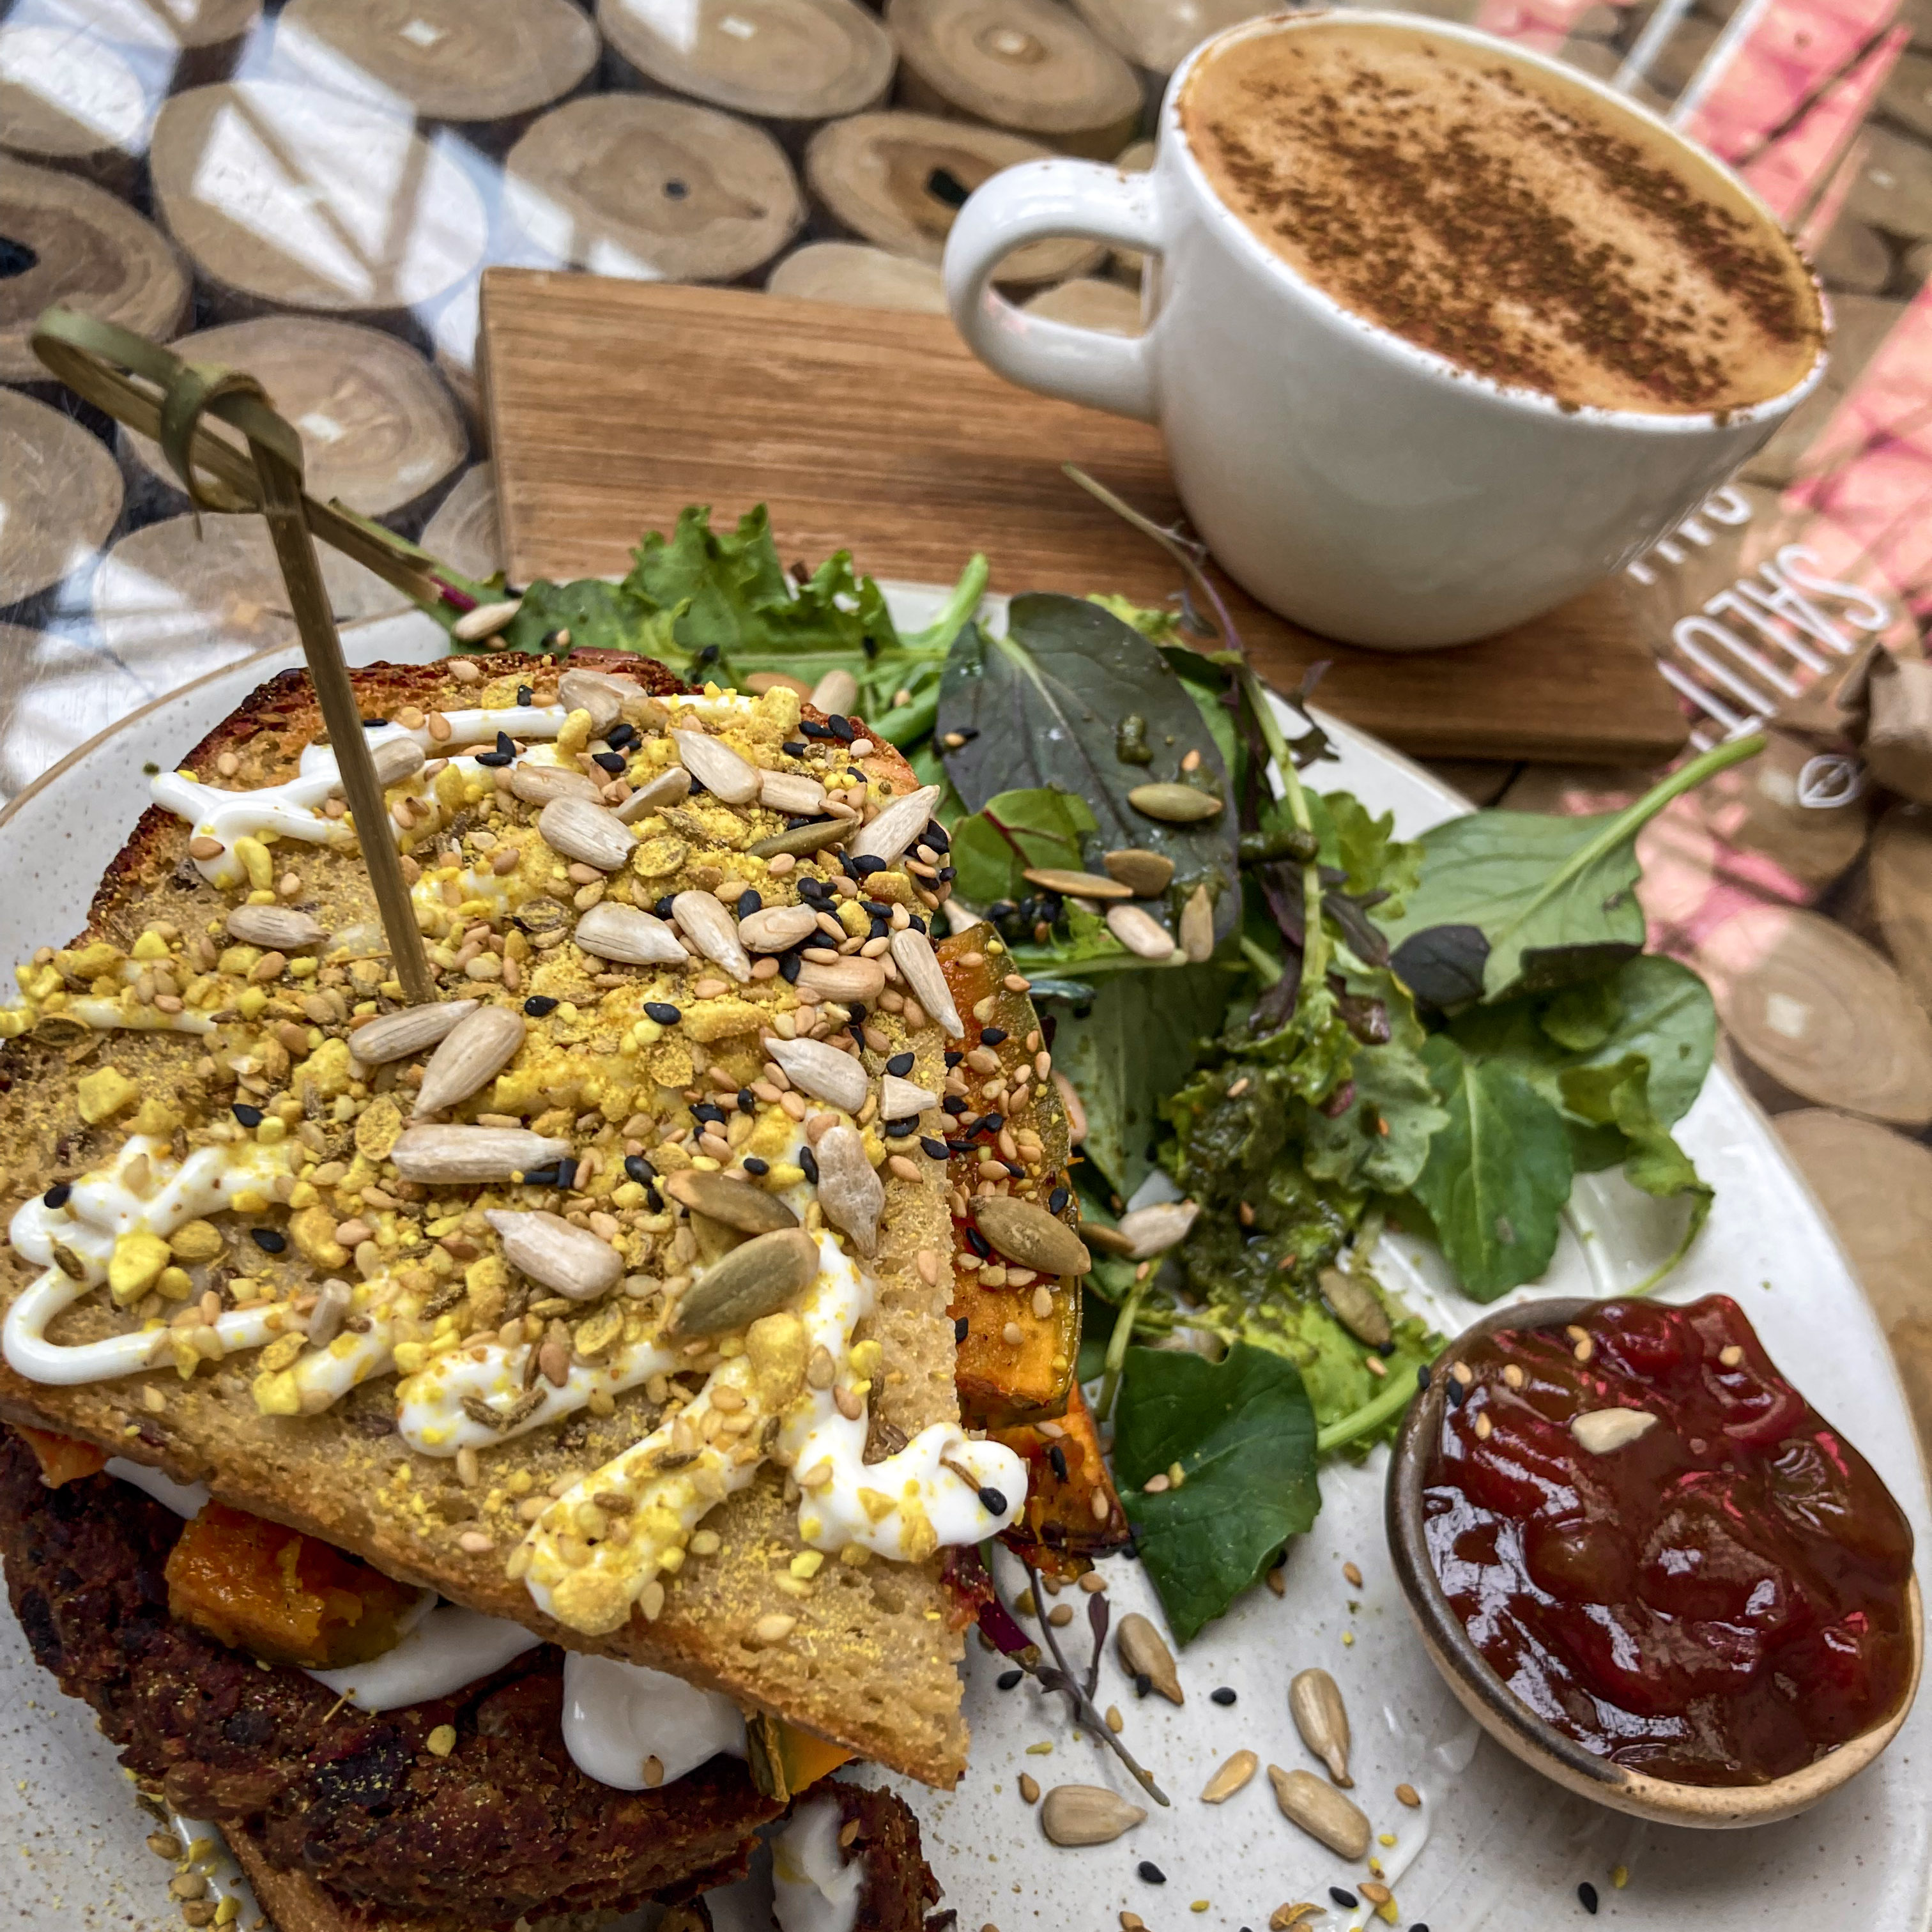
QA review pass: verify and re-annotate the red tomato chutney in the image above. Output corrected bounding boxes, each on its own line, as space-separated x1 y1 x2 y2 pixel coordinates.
1422 1295 1916 1785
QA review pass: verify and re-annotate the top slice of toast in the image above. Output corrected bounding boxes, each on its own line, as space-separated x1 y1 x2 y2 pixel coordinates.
0 650 977 1785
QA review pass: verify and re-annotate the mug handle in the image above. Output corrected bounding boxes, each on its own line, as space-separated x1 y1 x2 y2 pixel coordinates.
942 158 1163 424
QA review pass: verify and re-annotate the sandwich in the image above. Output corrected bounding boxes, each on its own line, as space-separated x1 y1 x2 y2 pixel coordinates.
0 649 1120 1931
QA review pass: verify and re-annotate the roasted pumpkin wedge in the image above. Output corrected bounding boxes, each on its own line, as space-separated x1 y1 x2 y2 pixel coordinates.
993 1381 1129 1572
15 1422 107 1488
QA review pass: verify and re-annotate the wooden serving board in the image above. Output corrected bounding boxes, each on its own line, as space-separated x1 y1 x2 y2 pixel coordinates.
481 272 1689 765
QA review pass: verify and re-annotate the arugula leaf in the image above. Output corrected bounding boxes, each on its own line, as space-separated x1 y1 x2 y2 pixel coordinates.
1113 1342 1320 1643
1307 790 1422 914
1407 1034 1574 1298
944 787 1096 905
1560 1054 1712 1220
936 595 1241 943
498 578 671 657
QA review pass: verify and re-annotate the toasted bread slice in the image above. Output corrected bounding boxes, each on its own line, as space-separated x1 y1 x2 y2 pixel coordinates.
0 652 982 1784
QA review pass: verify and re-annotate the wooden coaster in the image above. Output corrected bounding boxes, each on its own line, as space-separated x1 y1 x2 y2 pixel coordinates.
481 273 1691 765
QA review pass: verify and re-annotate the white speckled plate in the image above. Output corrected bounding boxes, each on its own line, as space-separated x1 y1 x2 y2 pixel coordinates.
1 599 1926 1932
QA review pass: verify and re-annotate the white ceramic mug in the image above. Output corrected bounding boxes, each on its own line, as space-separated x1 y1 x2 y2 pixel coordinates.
942 12 1827 651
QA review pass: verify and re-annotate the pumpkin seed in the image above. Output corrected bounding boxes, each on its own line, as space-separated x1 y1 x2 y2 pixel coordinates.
747 819 852 860
1179 884 1215 963
1024 866 1132 900
767 1036 868 1114
1128 783 1223 824
972 1195 1091 1278
510 762 602 806
810 668 859 717
414 1006 526 1116
669 1227 821 1337
796 956 885 1004
575 902 687 966
1117 1612 1182 1703
739 905 820 953
512 898 573 945
1105 903 1178 960
1103 848 1176 896
811 1123 884 1255
349 999 479 1066
574 1300 626 1358
1289 1669 1353 1787
225 905 326 951
850 784 944 868
1115 1199 1198 1260
887 929 963 1037
879 1073 937 1120
615 766 692 822
450 597 521 641
1570 1407 1658 1454
1266 1767 1369 1860
671 891 751 983
1039 1785 1146 1847
664 1169 799 1234
557 668 630 735
538 796 636 871
1317 1268 1391 1349
758 770 828 816
1201 1749 1259 1804
485 1209 623 1301
392 1125 571 1183
673 730 760 805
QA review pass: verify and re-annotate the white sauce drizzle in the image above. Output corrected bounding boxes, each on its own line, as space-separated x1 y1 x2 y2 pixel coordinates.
560 1653 748 1788
771 1795 862 1932
304 1604 542 1712
105 1457 210 1518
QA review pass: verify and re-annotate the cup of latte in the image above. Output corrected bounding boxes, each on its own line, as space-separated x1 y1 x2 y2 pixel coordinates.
942 11 1827 650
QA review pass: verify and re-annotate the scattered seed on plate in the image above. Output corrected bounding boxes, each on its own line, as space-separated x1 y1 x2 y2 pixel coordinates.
1210 1686 1236 1706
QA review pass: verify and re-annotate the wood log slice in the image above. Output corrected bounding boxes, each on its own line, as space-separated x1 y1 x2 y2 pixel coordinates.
599 0 894 134
1068 0 1268 80
17 0 262 90
1696 902 1932 1126
0 388 122 608
0 156 189 385
1810 217 1894 295
505 95 804 284
273 0 599 139
1866 802 1932 1019
1882 47 1932 142
1844 124 1932 241
148 80 490 317
1772 1110 1932 1338
0 620 153 799
804 111 1105 280
420 461 503 583
92 511 408 693
1701 726 1873 890
887 0 1141 158
765 239 946 310
116 316 466 530
0 24 153 190
1022 274 1142 333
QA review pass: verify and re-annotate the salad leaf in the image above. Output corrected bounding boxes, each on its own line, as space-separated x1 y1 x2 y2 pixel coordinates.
1301 1036 1444 1196
1559 1055 1712 1222
944 787 1096 905
1407 1034 1574 1298
1307 790 1423 915
1113 1342 1320 1643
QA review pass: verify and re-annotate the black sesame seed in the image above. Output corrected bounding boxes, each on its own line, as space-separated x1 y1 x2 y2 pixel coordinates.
496 730 515 757
250 1228 286 1254
981 1113 1004 1136
1448 1379 1466 1408
884 1119 919 1138
1048 1186 1069 1214
799 720 831 739
852 855 886 877
827 714 855 742
517 685 533 707
557 1158 579 1189
520 1165 559 1188
937 866 955 883
624 1156 655 1185
867 916 890 940
954 1315 969 1343
907 913 927 933
645 1000 680 1024
976 1484 1007 1514
982 1027 1008 1046
607 723 637 749
1210 1687 1237 1706
944 1050 963 1067
920 1135 949 1161
783 740 807 757
799 1145 820 1185
995 1668 1022 1690
1411 1924 1431 1932
1133 1670 1152 1697
742 1156 769 1176
691 1103 726 1126
645 1186 663 1211
738 1089 756 1114
1048 1444 1068 1482
1330 1889 1358 1911
524 995 560 1016
924 823 949 851
592 751 626 774
737 889 762 917
360 716 386 728
779 954 802 983
654 896 677 918
42 1183 70 1209
1416 1363 1432 1390
1577 1883 1598 1915
965 1226 991 1259
476 750 512 767
942 1096 967 1116
885 1052 915 1076
1378 1338 1397 1356
232 1103 264 1127
1137 1863 1165 1886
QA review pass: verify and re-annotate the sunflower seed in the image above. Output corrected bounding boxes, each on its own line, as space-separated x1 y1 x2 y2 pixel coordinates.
305 1276 353 1350
1103 848 1176 896
664 1169 799 1234
1269 1905 1321 1930
673 730 760 805
538 797 636 871
767 1036 868 1113
739 905 820 953
1105 903 1179 960
1570 1407 1658 1455
1179 884 1215 963
972 1196 1091 1278
510 762 602 806
349 736 425 789
810 668 859 716
1201 1749 1259 1804
225 905 326 951
349 1000 479 1066
615 766 692 822
450 597 521 641
485 1209 624 1301
1289 1669 1353 1787
1117 1613 1182 1703
1317 1268 1391 1349
1267 1767 1368 1859
880 1073 937 1120
850 785 944 868
1128 783 1222 824
1024 866 1133 900
759 770 828 816
811 1123 884 1255
574 902 687 966
1116 1199 1198 1260
392 1126 571 1184
1039 1785 1146 1847
672 891 751 983
557 668 630 735
669 1227 822 1337
747 819 853 859
414 1006 526 1116
796 956 885 1004
888 930 963 1037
